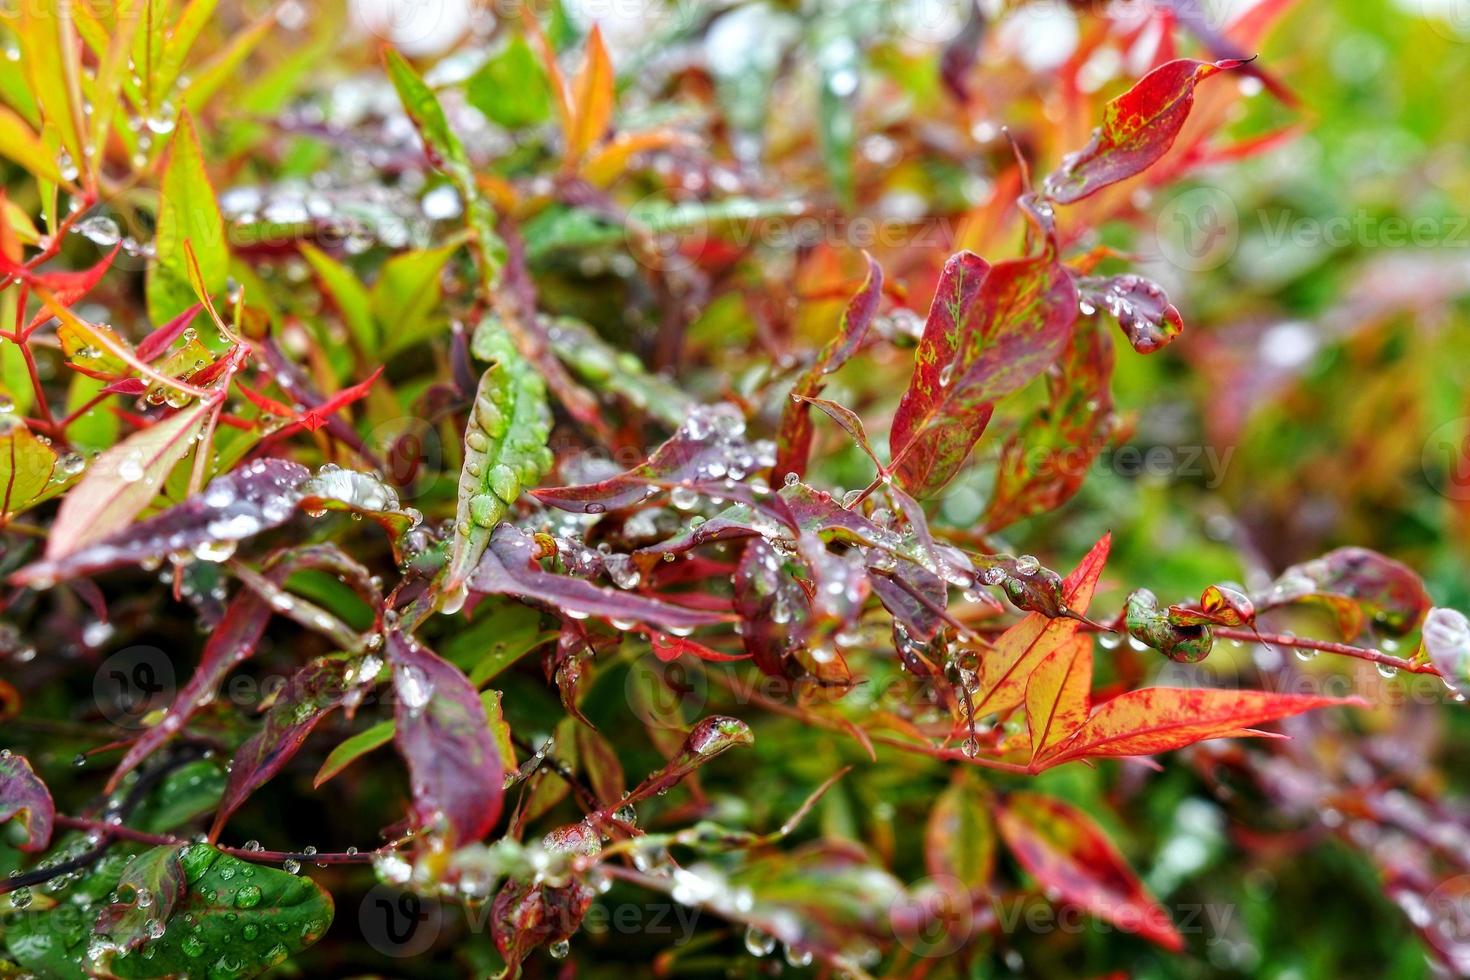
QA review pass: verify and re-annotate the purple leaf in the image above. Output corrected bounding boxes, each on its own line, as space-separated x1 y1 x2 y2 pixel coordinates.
210 655 371 839
492 877 595 973
387 629 504 846
12 459 309 586
735 538 811 676
532 404 765 513
0 751 54 852
1077 274 1183 353
470 524 730 631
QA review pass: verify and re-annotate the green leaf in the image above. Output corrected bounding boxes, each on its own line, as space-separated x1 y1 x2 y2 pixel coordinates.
315 690 514 787
299 242 376 354
372 241 462 354
924 780 995 892
147 113 227 325
383 48 505 280
128 760 227 834
466 35 551 129
545 317 692 430
107 845 332 978
93 846 187 955
0 417 60 519
443 323 554 597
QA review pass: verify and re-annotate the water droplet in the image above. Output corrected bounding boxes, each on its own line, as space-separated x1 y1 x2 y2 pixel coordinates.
744 924 777 957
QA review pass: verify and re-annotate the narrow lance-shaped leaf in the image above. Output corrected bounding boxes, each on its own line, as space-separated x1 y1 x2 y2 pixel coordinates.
148 113 227 324
1043 58 1246 204
0 417 60 521
1037 688 1366 768
443 324 553 599
774 252 883 479
545 316 693 430
471 524 729 632
0 751 54 852
12 459 309 587
386 630 504 846
891 250 1077 497
210 656 369 840
43 398 213 563
383 47 505 276
996 791 1184 951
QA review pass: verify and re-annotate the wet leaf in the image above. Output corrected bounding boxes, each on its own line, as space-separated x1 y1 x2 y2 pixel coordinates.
148 113 227 324
0 416 61 520
1077 274 1184 353
93 845 186 954
891 251 1077 497
1025 636 1093 763
1044 58 1244 204
1422 607 1470 699
444 324 553 595
1125 588 1214 663
13 459 308 586
1260 546 1432 637
386 630 504 846
44 399 213 562
0 750 53 852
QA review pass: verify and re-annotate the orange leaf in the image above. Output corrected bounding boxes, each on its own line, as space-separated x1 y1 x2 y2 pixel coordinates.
1024 635 1092 763
996 791 1183 952
564 24 614 168
1036 688 1365 768
971 533 1110 719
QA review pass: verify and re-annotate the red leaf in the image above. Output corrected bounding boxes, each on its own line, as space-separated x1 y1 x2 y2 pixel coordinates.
387 630 505 846
891 252 1077 497
1076 274 1184 354
1044 58 1246 204
646 629 750 663
1037 688 1365 768
996 791 1184 951
136 304 205 362
0 752 54 852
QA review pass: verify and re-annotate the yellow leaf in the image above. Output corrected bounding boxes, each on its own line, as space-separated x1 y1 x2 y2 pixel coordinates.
564 24 614 168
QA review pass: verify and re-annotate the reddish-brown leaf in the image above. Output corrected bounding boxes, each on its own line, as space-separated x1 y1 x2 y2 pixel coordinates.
0 751 53 852
996 791 1184 951
1044 58 1246 204
387 630 504 846
1037 688 1365 768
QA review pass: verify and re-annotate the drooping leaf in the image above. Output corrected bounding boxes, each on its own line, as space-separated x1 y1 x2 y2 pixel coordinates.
1037 688 1364 768
891 251 1078 497
13 459 308 586
925 779 995 892
444 324 554 595
1076 274 1184 353
774 252 883 478
1124 588 1214 663
44 399 213 562
470 524 729 631
1024 635 1093 763
735 537 811 676
492 877 595 974
93 846 187 954
995 791 1183 951
0 751 53 852
1043 58 1245 204
148 113 227 324
386 630 504 847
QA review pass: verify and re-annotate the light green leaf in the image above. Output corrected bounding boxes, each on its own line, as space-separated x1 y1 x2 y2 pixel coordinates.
466 35 552 129
300 242 376 354
147 114 227 325
372 240 462 354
